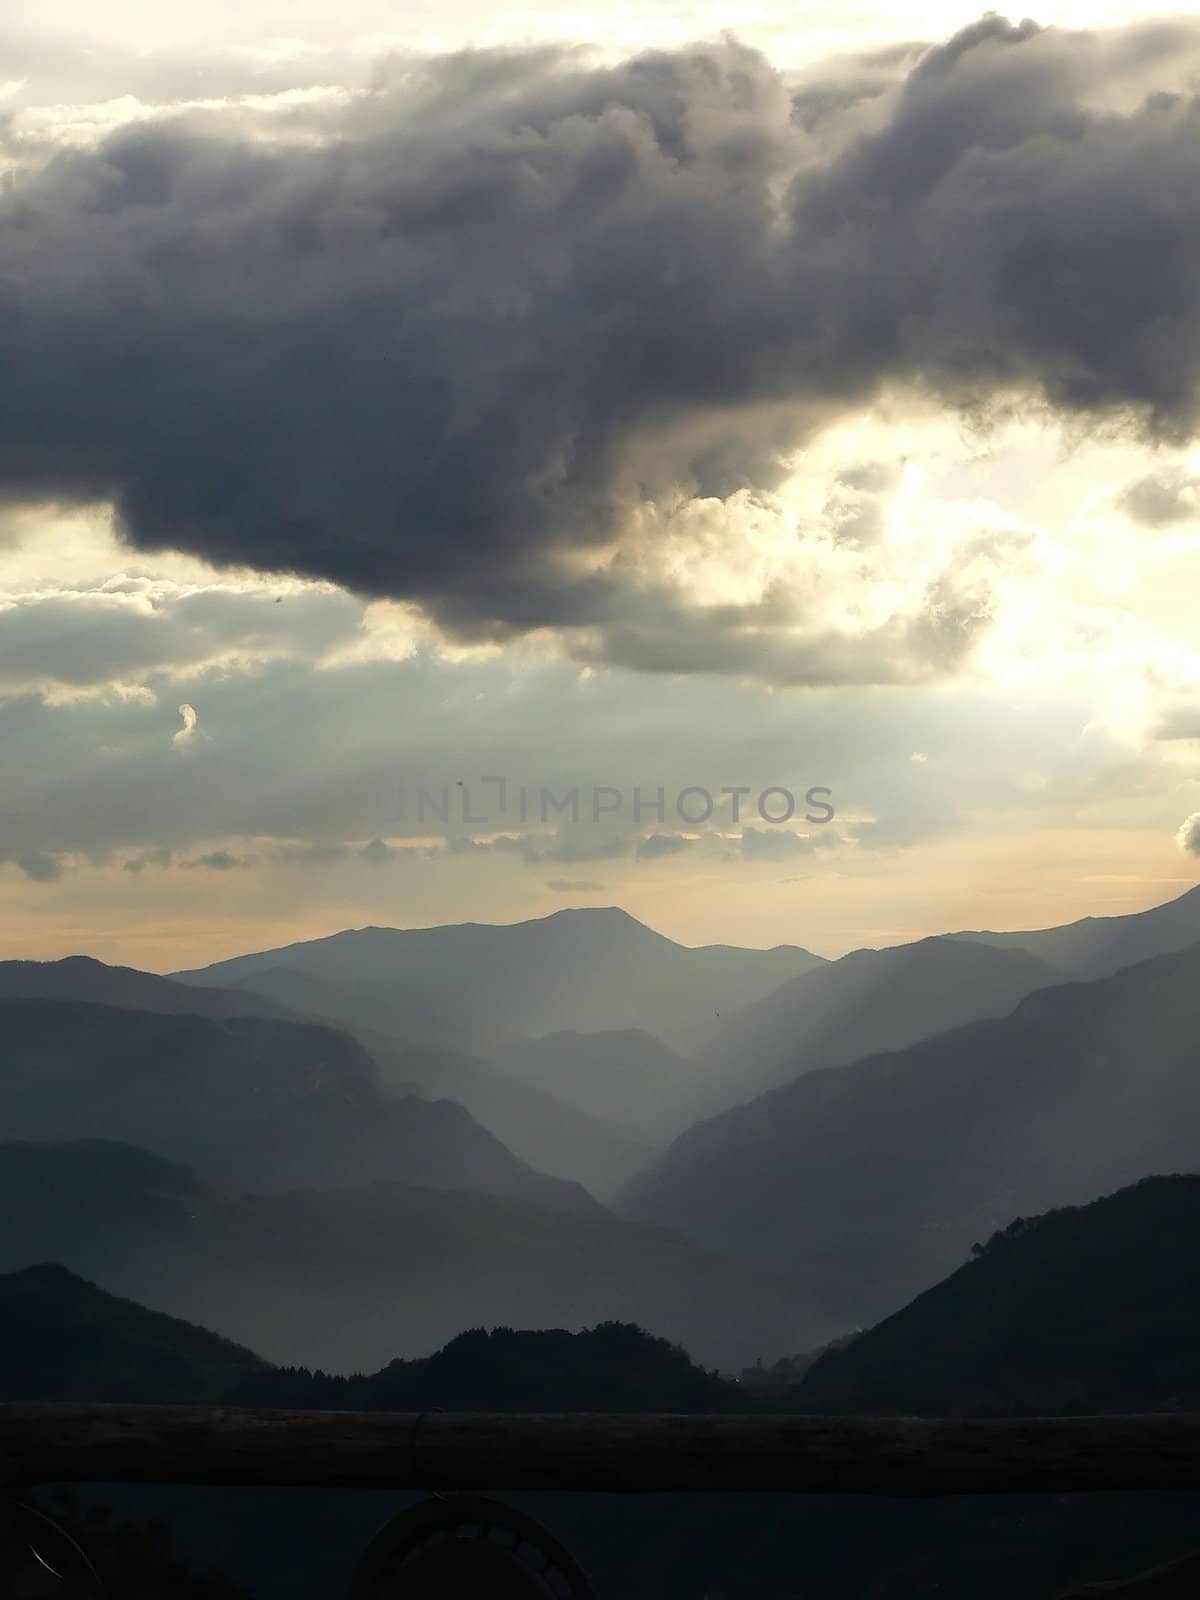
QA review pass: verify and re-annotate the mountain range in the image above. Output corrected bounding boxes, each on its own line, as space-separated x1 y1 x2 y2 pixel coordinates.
0 995 595 1214
625 936 1200 1329
7 885 1200 1379
687 935 1061 1114
172 906 824 1052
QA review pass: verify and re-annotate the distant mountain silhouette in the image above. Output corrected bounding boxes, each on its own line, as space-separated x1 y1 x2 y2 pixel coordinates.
0 954 297 1021
626 942 1200 1332
951 882 1200 981
0 998 595 1214
172 907 824 1051
490 1028 697 1142
0 1139 806 1372
688 935 1060 1115
789 1176 1200 1416
0 1262 267 1403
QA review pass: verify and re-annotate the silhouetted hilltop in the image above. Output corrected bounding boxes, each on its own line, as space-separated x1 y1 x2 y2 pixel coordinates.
229 1321 744 1412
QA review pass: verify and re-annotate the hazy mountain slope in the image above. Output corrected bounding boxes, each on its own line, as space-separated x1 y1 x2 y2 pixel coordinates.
0 1139 812 1372
953 883 1200 982
490 1028 697 1142
220 967 656 1196
0 954 297 1021
362 1031 655 1199
0 999 596 1214
689 936 1061 1114
791 1176 1200 1416
173 907 825 1051
626 942 1200 1331
0 1262 269 1402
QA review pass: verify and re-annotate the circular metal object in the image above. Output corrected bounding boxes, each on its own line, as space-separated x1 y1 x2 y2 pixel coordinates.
0 1500 105 1598
348 1494 596 1600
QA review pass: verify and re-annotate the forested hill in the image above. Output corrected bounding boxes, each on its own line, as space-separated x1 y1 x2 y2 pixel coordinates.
790 1175 1200 1416
228 1321 746 1412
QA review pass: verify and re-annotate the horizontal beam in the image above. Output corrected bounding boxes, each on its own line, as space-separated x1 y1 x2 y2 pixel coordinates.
5 1406 1200 1495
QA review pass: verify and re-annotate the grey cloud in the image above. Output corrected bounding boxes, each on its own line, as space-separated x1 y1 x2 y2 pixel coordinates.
823 462 903 548
359 836 397 863
3 21 1200 679
0 584 359 691
1120 466 1200 528
544 878 607 892
502 829 629 864
0 643 1139 871
181 848 256 870
1154 703 1200 740
278 840 352 863
13 849 65 882
1176 813 1200 857
450 824 632 863
636 831 693 859
122 846 173 872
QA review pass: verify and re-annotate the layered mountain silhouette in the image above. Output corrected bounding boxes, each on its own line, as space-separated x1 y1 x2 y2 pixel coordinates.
0 997 595 1213
789 1176 1200 1416
687 935 1061 1114
0 1139 806 1371
0 952 654 1198
626 941 1200 1331
173 906 824 1051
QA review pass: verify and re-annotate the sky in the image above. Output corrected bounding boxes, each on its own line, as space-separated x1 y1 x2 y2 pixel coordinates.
2 0 1200 967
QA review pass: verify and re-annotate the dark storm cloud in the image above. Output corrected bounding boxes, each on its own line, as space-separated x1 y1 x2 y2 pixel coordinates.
3 17 1200 672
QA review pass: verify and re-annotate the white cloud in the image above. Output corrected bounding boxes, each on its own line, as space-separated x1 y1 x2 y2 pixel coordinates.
173 703 199 745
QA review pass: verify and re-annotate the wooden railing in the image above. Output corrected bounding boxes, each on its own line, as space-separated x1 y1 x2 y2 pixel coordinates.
5 1404 1200 1494
5 1406 1200 1597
